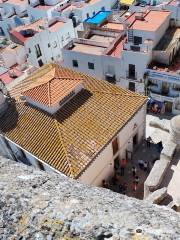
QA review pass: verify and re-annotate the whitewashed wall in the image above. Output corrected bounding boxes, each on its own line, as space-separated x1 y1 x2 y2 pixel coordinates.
26 19 75 67
79 104 146 186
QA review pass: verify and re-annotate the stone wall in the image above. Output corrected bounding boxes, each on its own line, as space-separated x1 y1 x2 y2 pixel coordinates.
0 157 180 240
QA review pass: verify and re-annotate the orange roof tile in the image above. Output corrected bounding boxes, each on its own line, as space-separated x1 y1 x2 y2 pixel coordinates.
3 64 147 178
20 65 83 107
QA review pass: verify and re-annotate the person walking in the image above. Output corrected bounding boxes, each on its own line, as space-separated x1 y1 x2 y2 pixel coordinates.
146 136 152 148
138 159 144 170
132 181 137 192
135 175 139 185
120 158 127 176
132 166 137 177
144 161 148 172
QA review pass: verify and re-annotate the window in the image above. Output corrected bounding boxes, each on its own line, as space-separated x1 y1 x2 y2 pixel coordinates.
48 43 50 48
51 57 54 61
35 44 42 58
129 82 135 92
28 48 31 53
133 36 142 45
112 137 119 155
88 62 94 70
72 60 78 67
86 13 89 18
38 59 43 67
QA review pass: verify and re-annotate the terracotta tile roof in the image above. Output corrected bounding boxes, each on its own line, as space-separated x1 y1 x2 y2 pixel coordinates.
11 64 83 106
2 64 147 178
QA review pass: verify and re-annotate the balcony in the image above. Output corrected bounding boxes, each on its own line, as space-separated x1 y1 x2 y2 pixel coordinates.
147 69 180 84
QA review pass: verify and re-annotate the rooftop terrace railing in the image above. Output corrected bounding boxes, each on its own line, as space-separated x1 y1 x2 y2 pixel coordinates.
147 69 180 83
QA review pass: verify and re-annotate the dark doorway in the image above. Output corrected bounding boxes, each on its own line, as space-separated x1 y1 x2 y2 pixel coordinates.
38 59 43 67
129 82 135 92
112 137 119 155
128 64 136 79
133 133 138 147
114 156 120 170
165 101 173 113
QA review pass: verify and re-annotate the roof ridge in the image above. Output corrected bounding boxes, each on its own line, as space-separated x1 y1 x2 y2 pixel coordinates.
92 89 147 98
48 81 51 107
53 119 75 177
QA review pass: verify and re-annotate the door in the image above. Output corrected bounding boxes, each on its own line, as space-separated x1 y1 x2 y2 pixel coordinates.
133 133 138 147
162 82 169 95
129 64 136 79
165 101 173 113
129 82 135 92
38 59 43 67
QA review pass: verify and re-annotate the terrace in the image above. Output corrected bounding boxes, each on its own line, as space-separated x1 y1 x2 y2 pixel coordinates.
48 20 65 32
102 22 124 31
129 10 171 31
71 42 106 55
88 34 115 45
155 27 180 52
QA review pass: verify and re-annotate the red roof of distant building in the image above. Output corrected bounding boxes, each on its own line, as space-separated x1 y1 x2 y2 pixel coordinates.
10 30 27 44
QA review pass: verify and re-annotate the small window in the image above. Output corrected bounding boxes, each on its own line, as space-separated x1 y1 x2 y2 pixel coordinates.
112 137 119 155
133 36 142 45
48 43 50 48
38 59 43 67
72 60 78 67
28 48 31 53
35 44 42 58
88 62 94 70
51 57 54 61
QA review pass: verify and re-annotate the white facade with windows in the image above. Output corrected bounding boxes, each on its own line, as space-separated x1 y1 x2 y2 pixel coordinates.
25 18 76 67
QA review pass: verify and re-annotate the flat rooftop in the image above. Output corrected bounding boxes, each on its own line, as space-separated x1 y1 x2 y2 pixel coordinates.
34 4 52 10
13 19 44 33
0 0 27 5
149 53 180 74
85 11 111 25
129 10 171 31
48 21 65 32
72 43 106 55
88 34 115 44
0 65 23 85
155 27 180 51
102 22 124 31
